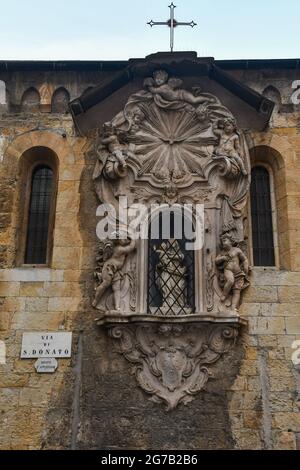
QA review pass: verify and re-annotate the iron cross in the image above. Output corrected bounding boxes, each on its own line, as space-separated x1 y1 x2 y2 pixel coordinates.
147 3 197 53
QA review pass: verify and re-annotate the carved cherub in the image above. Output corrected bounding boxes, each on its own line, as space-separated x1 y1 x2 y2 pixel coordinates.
92 233 136 310
215 233 250 310
213 118 247 176
126 106 145 132
144 70 215 107
195 104 210 124
102 122 127 168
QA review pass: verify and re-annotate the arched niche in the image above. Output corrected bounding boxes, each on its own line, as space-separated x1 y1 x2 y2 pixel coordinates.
21 87 41 112
51 87 70 114
262 86 282 114
17 146 59 266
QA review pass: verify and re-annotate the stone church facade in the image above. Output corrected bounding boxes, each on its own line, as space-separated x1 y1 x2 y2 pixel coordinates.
0 52 300 450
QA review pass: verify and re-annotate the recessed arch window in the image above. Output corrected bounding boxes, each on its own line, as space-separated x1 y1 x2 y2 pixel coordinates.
250 166 275 266
18 147 58 266
25 165 54 264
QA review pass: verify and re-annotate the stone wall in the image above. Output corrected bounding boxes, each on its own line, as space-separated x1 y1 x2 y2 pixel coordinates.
0 65 300 450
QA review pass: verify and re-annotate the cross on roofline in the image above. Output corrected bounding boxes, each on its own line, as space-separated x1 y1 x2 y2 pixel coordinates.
147 3 197 53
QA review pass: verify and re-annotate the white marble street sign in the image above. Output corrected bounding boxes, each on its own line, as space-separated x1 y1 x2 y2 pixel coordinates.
34 358 58 373
21 332 72 359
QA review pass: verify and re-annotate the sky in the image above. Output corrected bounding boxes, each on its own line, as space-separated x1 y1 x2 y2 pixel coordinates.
0 0 299 61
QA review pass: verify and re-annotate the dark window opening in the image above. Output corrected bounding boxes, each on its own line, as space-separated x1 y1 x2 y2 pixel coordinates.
148 210 195 315
25 165 54 264
250 166 275 266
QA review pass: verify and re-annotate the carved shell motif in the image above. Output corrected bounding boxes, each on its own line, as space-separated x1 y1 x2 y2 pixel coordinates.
128 102 217 184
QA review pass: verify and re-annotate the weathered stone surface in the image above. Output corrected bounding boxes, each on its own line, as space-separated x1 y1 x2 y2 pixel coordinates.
0 282 20 297
24 298 48 313
248 317 286 335
20 282 45 297
278 286 300 302
272 412 300 431
0 310 10 330
11 311 65 330
272 430 297 450
47 297 81 312
0 246 8 269
243 410 263 429
0 373 29 388
231 429 262 450
285 317 300 334
0 269 64 283
243 286 278 303
52 247 82 269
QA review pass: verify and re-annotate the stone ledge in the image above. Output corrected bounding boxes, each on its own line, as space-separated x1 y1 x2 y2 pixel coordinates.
96 312 248 327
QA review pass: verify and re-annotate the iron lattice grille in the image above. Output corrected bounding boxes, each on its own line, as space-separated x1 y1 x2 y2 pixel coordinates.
250 166 275 266
25 166 54 264
148 213 195 315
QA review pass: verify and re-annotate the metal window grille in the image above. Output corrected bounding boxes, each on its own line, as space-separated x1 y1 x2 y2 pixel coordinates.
25 166 54 264
148 211 195 315
250 166 275 266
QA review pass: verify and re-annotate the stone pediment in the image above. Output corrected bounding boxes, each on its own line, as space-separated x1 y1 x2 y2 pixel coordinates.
70 52 274 135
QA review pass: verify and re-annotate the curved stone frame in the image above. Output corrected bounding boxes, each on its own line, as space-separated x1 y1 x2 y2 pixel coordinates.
17 147 59 267
4 130 73 268
137 203 204 315
248 144 290 267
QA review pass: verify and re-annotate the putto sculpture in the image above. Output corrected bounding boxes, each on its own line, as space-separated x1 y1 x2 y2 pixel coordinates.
93 234 136 311
143 69 214 108
215 233 250 312
212 118 248 176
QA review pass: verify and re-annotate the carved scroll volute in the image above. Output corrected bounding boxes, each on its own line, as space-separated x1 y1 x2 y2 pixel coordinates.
109 323 239 410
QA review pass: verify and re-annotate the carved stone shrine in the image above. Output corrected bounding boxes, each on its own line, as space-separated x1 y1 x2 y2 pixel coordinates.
84 55 259 409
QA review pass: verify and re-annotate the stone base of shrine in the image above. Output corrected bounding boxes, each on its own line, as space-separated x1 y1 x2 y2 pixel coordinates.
95 311 248 326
